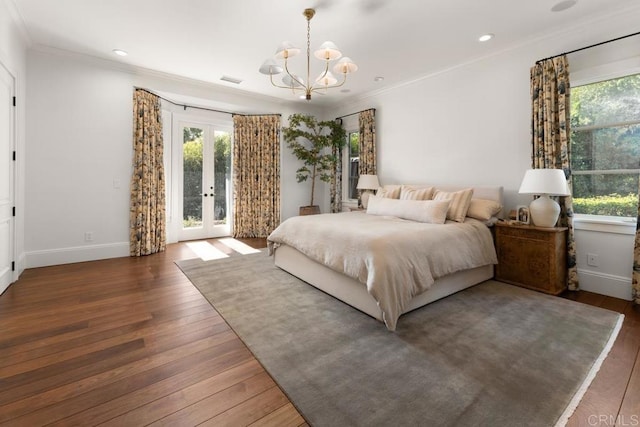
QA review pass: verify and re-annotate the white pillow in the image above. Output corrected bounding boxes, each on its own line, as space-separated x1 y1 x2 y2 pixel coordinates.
467 198 502 221
433 188 474 222
399 185 435 201
367 197 451 224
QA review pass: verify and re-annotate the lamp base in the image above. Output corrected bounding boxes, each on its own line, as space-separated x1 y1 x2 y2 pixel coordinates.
529 195 561 227
361 190 374 209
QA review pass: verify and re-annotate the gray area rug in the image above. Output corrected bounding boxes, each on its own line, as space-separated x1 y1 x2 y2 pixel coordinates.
176 251 622 427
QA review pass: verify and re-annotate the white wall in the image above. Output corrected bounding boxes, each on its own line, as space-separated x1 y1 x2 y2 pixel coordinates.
25 49 322 267
0 0 28 279
324 10 639 299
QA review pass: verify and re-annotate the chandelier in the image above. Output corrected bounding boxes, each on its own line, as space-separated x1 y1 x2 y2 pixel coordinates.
259 8 358 101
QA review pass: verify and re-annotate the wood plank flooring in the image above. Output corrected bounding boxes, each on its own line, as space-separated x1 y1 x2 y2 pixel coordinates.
0 238 638 426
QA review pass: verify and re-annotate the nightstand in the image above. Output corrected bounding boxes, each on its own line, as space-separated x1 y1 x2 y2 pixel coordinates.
494 222 568 295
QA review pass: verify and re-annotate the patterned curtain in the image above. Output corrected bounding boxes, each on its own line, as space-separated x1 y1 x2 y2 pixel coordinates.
130 89 166 256
358 109 377 206
330 119 343 213
530 56 578 290
232 114 281 238
634 196 640 303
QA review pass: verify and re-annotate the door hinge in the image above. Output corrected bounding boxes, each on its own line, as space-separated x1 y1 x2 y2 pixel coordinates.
13 151 16 161
12 207 15 217
11 261 15 272
12 96 16 107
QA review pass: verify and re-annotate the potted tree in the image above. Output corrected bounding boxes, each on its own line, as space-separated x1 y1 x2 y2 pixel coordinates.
282 114 347 215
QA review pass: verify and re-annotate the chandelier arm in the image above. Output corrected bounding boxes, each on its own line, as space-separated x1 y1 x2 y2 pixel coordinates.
283 57 308 90
314 60 331 84
269 73 304 92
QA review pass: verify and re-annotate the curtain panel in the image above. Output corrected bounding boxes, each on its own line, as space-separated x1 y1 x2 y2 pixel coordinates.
330 119 343 213
129 89 166 256
232 114 281 238
358 109 377 206
530 56 578 290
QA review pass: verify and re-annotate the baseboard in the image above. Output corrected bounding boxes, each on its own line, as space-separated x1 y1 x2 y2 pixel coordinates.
577 268 632 301
25 242 130 268
15 251 26 279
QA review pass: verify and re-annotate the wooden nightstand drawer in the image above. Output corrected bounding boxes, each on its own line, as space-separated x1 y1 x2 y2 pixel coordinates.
494 222 567 295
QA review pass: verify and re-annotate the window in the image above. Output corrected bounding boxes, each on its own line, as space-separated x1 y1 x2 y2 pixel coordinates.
570 74 640 218
347 131 360 199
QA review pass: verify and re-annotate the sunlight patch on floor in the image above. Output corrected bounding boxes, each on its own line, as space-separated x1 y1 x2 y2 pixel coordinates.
218 238 262 254
186 241 229 261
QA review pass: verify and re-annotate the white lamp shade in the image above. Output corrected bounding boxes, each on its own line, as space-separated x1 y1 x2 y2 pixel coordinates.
315 70 338 86
332 57 358 74
274 41 300 59
518 169 570 196
282 74 304 88
259 59 283 75
356 174 380 190
313 41 342 60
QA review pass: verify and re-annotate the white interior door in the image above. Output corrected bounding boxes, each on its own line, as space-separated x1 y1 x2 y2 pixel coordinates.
0 63 15 294
177 121 232 241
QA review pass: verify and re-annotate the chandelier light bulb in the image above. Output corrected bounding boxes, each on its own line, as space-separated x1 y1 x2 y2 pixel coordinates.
313 41 342 61
316 71 338 86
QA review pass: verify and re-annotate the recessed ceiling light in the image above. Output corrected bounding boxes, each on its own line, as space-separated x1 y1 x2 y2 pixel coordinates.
112 49 128 56
374 76 384 82
551 0 577 12
478 34 494 42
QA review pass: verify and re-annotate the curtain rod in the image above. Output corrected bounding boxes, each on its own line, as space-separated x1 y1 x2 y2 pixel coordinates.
335 108 376 120
134 87 280 117
536 30 640 63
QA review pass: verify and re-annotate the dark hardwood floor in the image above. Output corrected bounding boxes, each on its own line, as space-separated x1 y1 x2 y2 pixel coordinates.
0 238 638 426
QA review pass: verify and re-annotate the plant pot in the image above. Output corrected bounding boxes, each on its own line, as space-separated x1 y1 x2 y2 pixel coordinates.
299 205 321 216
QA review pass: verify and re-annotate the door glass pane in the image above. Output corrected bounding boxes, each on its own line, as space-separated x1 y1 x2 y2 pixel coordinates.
214 131 231 225
183 127 203 228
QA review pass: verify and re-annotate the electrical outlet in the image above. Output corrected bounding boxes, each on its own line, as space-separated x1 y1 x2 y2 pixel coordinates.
587 253 599 267
85 232 94 242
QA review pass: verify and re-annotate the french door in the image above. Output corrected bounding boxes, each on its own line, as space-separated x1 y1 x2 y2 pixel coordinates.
176 121 232 241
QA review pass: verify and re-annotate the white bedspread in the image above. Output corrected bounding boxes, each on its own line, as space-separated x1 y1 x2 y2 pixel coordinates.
267 212 497 330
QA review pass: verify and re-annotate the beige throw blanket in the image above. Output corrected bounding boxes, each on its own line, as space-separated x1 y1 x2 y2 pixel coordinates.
268 212 497 331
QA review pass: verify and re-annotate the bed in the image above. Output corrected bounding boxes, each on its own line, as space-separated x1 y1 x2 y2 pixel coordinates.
268 185 503 331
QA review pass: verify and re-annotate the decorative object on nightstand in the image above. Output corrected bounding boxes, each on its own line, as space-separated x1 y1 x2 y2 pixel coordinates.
356 174 380 209
518 168 570 227
494 222 568 295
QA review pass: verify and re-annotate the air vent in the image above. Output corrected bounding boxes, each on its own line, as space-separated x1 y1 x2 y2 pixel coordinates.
220 75 243 84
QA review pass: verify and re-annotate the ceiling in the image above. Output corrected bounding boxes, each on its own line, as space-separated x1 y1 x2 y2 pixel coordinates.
9 0 640 105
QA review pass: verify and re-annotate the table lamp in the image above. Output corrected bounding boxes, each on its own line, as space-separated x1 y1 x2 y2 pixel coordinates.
518 169 570 227
356 174 380 209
